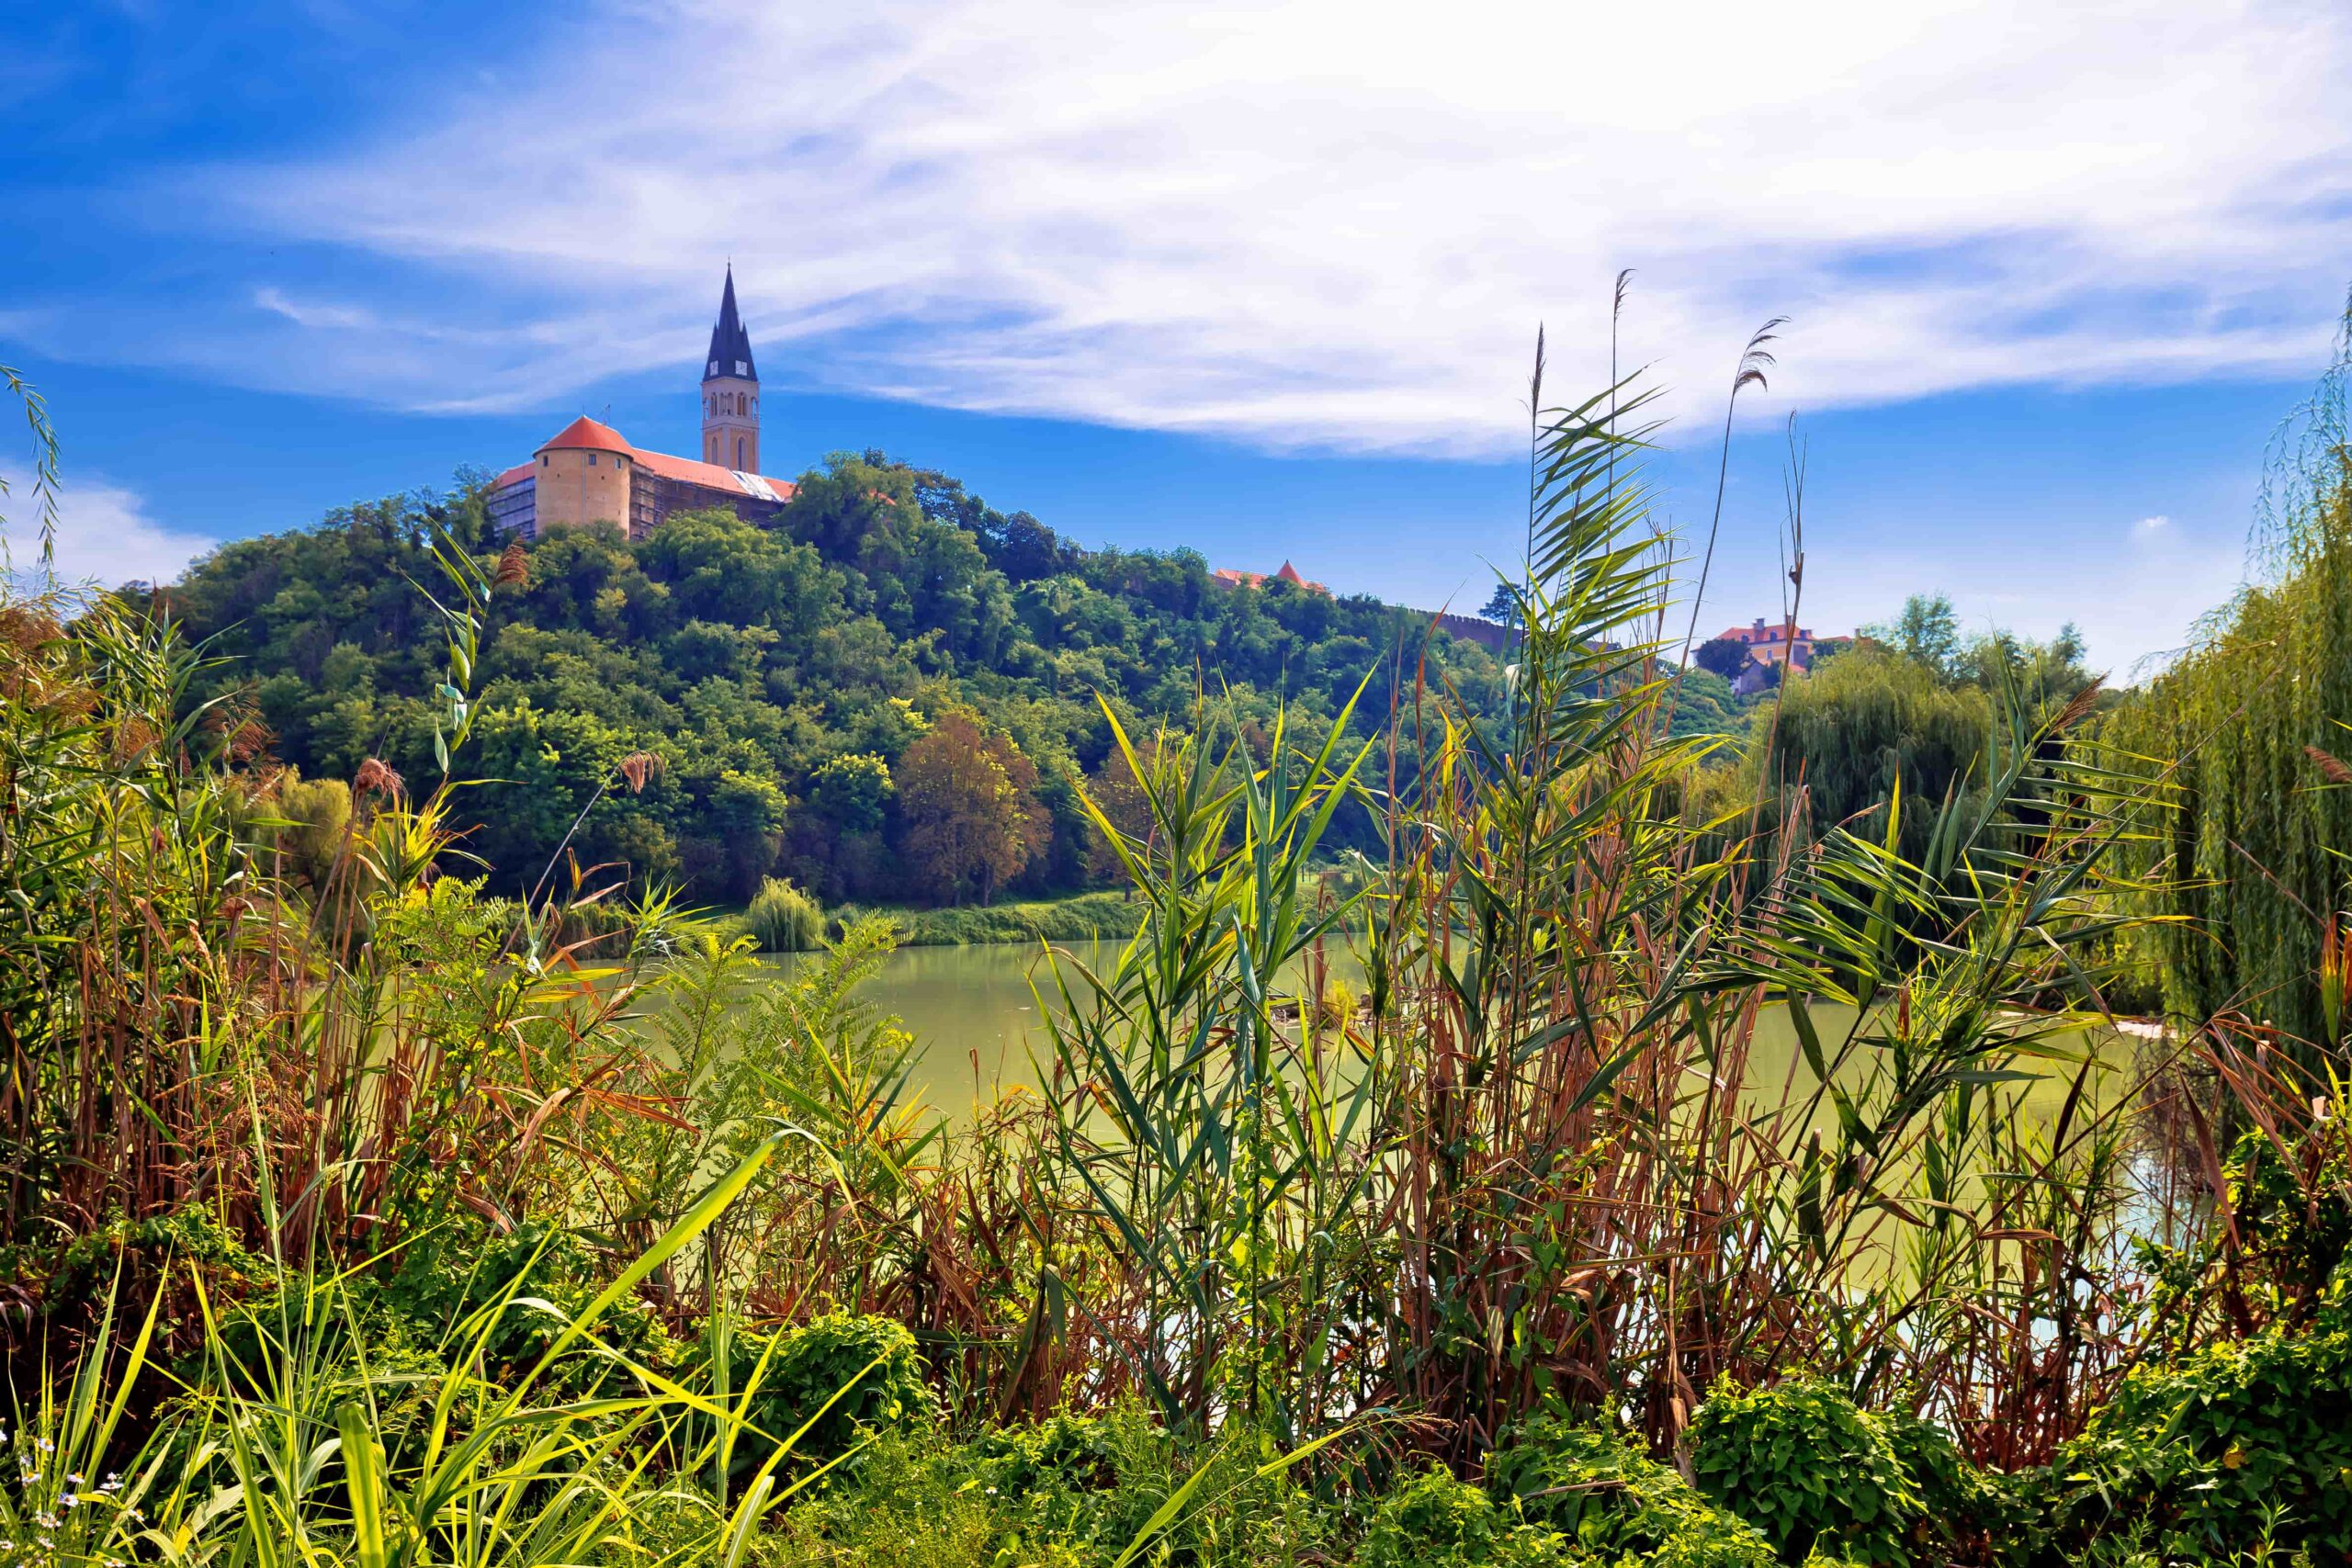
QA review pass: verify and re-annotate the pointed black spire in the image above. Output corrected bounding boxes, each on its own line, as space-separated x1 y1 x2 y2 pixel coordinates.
703 265 757 383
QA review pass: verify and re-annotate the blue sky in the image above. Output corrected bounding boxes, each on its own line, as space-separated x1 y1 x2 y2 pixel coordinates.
6 1 2349 674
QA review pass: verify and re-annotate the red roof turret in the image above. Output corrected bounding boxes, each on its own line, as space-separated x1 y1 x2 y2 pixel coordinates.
536 415 634 457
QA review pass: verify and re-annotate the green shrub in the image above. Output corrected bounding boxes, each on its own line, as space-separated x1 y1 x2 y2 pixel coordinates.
374 1217 672 1382
962 1405 1199 1558
748 1409 1331 1567
712 1310 931 1480
2222 1122 2352 1311
971 1409 1130 1494
744 1428 1085 1568
2047 1305 2352 1562
1871 1405 2030 1563
746 875 826 952
1689 1379 1923 1565
271 772 352 889
1487 1416 1773 1567
1360 1465 1573 1568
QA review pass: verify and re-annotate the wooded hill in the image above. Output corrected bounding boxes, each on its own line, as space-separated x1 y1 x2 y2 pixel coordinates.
153 450 1510 907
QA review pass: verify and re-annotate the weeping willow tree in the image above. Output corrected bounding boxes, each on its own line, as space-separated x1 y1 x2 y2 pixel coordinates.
1725 645 1994 862
2100 298 2352 1049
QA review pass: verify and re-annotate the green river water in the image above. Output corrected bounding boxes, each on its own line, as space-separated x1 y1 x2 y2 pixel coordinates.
751 941 2135 1131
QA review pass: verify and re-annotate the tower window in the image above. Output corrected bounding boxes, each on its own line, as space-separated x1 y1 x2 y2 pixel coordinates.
540 454 548 467
589 454 597 466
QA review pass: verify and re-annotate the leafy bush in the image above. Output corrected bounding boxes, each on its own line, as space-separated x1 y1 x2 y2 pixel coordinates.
1688 1379 1924 1565
711 1309 932 1479
269 772 352 889
2222 1120 2352 1312
1487 1416 1773 1567
2046 1304 2352 1562
744 1429 1087 1567
1871 1406 2030 1563
747 874 826 952
1359 1466 1572 1568
971 1409 1133 1494
374 1216 673 1382
750 1409 1331 1567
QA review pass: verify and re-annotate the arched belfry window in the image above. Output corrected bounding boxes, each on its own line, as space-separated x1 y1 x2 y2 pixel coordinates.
734 435 744 469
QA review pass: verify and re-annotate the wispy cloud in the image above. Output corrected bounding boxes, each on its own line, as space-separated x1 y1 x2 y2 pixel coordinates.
2 467 217 590
2135 513 2173 535
47 0 2352 451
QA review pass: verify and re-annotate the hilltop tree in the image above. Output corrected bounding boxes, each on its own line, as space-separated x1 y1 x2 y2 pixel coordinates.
1865 592 1962 680
1694 636 1750 681
1477 581 1521 628
896 713 1049 904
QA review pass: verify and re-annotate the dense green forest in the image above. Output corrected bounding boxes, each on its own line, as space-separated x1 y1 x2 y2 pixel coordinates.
153 452 1510 907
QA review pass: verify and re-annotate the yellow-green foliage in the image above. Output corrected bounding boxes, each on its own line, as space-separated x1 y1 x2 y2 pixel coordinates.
1487 1418 1773 1566
2098 323 2352 1045
747 874 826 951
1741 648 1990 861
1689 1379 1925 1566
272 772 352 888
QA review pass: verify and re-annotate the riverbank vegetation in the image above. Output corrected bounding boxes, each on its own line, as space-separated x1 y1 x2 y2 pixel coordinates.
5 310 2352 1565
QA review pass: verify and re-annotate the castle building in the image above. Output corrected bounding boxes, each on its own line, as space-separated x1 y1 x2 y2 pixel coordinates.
488 265 796 541
1212 560 1327 593
1714 615 1817 671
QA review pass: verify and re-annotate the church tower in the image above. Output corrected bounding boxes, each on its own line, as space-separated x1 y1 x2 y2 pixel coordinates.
701 265 759 473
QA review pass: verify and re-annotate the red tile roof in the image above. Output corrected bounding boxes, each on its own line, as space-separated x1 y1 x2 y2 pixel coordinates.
1715 621 1814 645
493 420 794 506
630 446 790 502
1215 562 1327 594
536 415 634 457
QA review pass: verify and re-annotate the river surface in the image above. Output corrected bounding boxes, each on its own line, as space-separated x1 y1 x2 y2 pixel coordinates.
751 940 2137 1130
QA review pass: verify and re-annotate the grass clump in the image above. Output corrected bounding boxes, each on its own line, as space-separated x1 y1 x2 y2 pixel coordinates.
834 888 1144 946
747 874 826 951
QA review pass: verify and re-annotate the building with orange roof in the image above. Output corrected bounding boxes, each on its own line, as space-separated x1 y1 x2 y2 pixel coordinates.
1211 560 1328 594
1713 616 1819 671
488 266 796 542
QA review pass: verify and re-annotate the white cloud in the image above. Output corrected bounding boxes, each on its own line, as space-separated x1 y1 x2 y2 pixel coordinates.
2 468 216 591
65 0 2352 452
2135 513 2172 535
